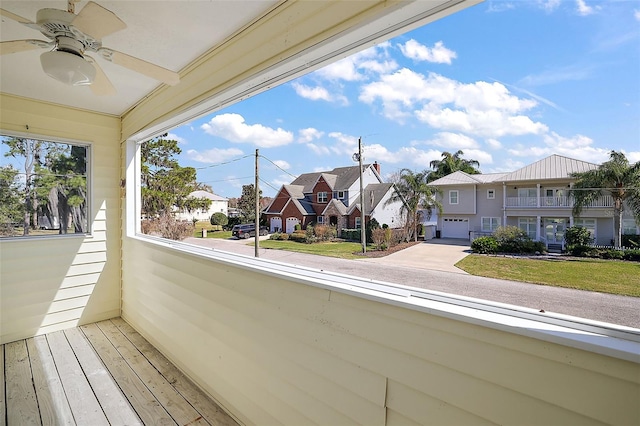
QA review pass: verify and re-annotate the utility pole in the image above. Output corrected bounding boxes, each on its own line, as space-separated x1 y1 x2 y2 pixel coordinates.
255 148 260 258
358 137 366 254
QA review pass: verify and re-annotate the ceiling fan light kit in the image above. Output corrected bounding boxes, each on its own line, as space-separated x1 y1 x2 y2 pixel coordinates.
41 49 95 86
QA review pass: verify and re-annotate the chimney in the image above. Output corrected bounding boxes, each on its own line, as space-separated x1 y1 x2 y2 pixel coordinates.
373 161 381 174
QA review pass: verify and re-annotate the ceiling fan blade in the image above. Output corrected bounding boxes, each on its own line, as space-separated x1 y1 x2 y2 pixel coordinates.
72 1 126 40
0 8 34 24
0 40 51 55
98 48 180 86
86 56 116 96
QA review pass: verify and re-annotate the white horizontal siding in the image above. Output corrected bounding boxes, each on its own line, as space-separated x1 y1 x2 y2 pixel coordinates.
0 95 121 344
121 239 639 425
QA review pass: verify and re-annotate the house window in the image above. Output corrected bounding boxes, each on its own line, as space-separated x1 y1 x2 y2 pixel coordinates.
487 189 495 199
622 219 638 235
337 191 345 199
575 218 596 239
317 216 324 224
481 217 500 232
355 216 361 229
0 134 90 238
518 217 537 239
449 190 459 205
317 192 328 203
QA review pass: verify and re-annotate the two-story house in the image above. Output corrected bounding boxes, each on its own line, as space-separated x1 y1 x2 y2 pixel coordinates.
264 162 403 233
429 154 637 249
175 190 228 222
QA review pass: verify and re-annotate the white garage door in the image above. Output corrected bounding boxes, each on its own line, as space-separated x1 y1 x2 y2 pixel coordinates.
285 217 300 233
442 218 469 239
270 217 282 233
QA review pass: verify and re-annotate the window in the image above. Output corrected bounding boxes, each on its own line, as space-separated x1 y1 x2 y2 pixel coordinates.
622 219 638 235
317 192 328 203
1 134 90 238
355 216 361 229
575 218 596 239
518 217 537 239
449 190 459 205
337 191 345 199
487 189 495 199
481 217 500 232
317 216 324 224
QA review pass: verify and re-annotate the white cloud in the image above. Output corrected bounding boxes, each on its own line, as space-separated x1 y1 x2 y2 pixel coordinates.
423 132 480 150
575 0 597 16
507 132 610 163
167 132 188 145
272 174 293 187
486 2 515 13
635 10 640 21
626 151 640 163
460 149 493 165
298 127 324 143
291 82 348 105
486 138 502 149
537 0 561 13
306 143 331 156
399 40 457 64
519 64 594 86
272 160 291 170
315 44 398 82
185 147 244 163
201 113 294 148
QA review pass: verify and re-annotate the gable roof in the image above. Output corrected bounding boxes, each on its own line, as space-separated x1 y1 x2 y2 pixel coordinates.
428 154 598 186
502 154 598 182
348 183 394 215
289 164 381 193
321 198 348 216
188 190 228 201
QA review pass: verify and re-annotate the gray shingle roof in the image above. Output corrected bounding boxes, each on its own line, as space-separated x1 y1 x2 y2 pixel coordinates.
289 164 379 193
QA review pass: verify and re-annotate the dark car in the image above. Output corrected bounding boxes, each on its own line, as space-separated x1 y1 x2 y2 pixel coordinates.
231 224 268 239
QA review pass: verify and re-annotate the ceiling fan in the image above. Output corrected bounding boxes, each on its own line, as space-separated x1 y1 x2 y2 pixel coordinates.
0 0 180 95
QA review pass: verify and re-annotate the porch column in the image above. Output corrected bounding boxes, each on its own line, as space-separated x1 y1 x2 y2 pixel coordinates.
502 182 507 226
537 183 541 208
569 215 574 227
536 215 541 240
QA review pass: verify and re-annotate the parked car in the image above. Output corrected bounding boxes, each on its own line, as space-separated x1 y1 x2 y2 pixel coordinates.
232 223 268 239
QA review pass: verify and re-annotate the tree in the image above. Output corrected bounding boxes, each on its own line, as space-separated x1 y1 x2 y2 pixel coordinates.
427 150 481 183
141 134 210 218
570 151 640 248
0 166 24 235
237 184 262 222
210 212 228 227
385 168 442 242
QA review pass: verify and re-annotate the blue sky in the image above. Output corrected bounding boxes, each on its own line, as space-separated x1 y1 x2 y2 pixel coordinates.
168 0 640 198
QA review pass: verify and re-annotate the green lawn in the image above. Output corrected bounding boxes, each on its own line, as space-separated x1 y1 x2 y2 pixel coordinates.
257 240 371 259
456 255 640 297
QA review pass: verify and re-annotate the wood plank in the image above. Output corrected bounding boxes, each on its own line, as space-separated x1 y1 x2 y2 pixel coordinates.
80 323 177 425
0 345 6 426
45 331 109 426
26 336 75 426
63 328 142 426
112 318 238 426
96 320 209 426
4 340 41 425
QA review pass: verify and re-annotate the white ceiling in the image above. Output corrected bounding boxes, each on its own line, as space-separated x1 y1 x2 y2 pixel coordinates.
0 1 278 116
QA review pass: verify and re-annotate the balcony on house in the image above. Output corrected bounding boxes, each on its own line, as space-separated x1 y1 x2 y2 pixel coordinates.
506 195 613 208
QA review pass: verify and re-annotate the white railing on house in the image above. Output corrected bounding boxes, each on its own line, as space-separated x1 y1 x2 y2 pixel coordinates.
505 195 613 208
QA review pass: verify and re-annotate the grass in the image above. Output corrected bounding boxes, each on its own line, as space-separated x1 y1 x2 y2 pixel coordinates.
257 239 372 259
456 255 640 297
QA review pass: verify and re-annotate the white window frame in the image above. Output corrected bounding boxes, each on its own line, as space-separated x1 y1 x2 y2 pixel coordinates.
449 190 459 205
487 189 495 199
317 216 324 224
317 191 328 203
0 131 92 240
481 217 500 232
355 216 361 229
337 191 345 199
518 217 537 239
622 219 638 235
575 218 597 239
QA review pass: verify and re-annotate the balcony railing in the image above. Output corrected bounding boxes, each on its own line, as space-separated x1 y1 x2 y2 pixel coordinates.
505 195 613 208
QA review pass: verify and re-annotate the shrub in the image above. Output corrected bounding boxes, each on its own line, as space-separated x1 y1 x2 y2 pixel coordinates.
492 226 532 253
622 234 640 248
565 226 593 247
382 223 389 229
226 216 241 230
568 244 598 257
288 230 307 242
471 236 499 254
294 223 301 231
623 249 640 262
314 224 336 242
601 249 625 260
372 228 387 251
210 212 228 227
304 225 316 244
156 214 194 240
141 219 157 235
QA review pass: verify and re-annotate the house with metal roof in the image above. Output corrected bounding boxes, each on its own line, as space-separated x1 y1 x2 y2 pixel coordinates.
175 190 229 222
428 154 638 249
263 162 403 234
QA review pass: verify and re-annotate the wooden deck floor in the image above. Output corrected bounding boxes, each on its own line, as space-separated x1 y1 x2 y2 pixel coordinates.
1 318 238 426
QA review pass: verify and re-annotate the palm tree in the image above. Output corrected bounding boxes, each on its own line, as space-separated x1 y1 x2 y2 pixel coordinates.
386 168 442 242
570 151 640 248
427 150 481 182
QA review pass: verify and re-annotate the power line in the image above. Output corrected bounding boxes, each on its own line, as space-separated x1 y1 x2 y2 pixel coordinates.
194 154 253 170
259 155 298 180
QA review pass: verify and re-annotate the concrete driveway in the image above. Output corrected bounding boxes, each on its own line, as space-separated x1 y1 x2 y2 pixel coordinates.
362 238 471 274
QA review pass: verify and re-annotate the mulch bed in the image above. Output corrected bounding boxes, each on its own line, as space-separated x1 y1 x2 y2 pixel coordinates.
352 241 422 258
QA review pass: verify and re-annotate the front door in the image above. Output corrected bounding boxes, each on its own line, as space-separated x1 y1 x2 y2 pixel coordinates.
544 218 566 244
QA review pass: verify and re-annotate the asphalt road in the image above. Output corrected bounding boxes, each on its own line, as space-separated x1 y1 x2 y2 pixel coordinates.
183 236 640 329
